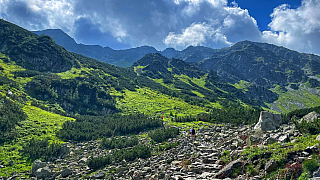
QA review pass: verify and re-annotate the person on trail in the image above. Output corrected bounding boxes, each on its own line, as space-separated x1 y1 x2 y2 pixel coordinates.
191 127 195 138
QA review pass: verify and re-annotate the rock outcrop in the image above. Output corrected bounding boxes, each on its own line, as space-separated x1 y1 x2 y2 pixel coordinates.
299 111 320 123
254 111 281 131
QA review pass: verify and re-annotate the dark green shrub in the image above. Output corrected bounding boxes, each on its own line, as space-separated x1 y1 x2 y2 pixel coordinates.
87 145 151 170
87 155 112 171
148 127 179 143
22 138 62 161
302 157 319 172
100 136 139 149
295 118 320 135
0 98 27 143
58 114 163 141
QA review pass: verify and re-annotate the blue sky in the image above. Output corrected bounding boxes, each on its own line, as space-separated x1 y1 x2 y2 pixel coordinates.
0 0 319 55
233 0 302 31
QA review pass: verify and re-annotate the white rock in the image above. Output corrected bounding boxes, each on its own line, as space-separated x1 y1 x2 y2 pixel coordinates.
254 111 281 131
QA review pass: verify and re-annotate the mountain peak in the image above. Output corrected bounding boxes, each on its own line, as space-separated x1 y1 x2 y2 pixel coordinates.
134 53 169 67
33 29 77 47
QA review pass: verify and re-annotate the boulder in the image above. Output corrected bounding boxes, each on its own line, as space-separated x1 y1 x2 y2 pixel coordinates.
59 143 69 158
313 167 320 177
214 159 242 178
262 137 277 145
78 157 88 164
32 160 47 175
93 170 105 179
35 167 52 179
265 159 277 172
299 111 320 123
254 111 281 131
278 134 289 143
61 168 72 178
246 136 260 146
142 167 152 173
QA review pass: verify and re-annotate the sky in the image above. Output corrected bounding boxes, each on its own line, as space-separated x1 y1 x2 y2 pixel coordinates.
0 0 319 55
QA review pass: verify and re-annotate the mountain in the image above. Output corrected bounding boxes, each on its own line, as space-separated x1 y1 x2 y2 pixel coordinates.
198 41 320 86
33 29 218 67
33 29 158 67
2 19 320 180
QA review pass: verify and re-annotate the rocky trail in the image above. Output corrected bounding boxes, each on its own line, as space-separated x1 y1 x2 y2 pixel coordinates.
4 112 320 180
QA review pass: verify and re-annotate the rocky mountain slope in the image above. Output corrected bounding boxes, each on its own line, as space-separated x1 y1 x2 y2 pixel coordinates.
6 110 320 180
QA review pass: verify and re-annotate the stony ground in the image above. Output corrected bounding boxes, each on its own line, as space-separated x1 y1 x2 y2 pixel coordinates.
4 121 320 180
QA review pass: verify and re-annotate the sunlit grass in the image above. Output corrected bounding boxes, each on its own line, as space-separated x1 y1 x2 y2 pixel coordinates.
116 87 208 116
0 105 75 177
272 85 320 113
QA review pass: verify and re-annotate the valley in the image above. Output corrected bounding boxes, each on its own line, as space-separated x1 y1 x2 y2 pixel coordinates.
1 19 320 179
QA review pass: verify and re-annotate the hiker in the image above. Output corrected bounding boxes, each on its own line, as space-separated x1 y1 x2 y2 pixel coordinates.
191 127 195 138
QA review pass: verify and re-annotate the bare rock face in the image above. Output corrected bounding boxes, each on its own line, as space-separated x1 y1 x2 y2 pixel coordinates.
254 111 281 132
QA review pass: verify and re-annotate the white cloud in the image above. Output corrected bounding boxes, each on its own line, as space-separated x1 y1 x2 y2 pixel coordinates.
262 0 320 54
164 22 232 48
2 0 319 55
0 0 75 33
164 0 260 49
0 0 260 50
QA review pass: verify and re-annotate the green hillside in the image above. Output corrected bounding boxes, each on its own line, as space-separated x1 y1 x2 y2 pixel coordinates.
2 19 320 178
0 20 263 176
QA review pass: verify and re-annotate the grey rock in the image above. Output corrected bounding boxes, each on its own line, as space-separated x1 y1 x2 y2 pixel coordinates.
265 159 277 172
59 143 69 158
142 167 152 173
78 157 88 164
316 135 320 141
158 171 166 179
61 168 72 178
313 167 320 177
93 170 105 179
254 111 281 131
305 143 319 154
214 159 242 178
263 137 277 145
299 111 320 123
32 160 47 175
246 136 260 146
198 172 215 179
35 167 52 179
278 134 289 143
8 160 14 166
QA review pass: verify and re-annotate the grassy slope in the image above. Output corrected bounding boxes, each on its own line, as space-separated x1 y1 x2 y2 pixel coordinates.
0 105 74 176
0 53 76 176
116 87 216 116
270 84 320 113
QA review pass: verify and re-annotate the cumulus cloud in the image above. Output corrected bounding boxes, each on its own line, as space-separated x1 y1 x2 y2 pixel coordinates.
0 0 261 50
164 22 232 48
0 0 74 32
262 0 320 54
163 1 261 49
1 0 319 54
